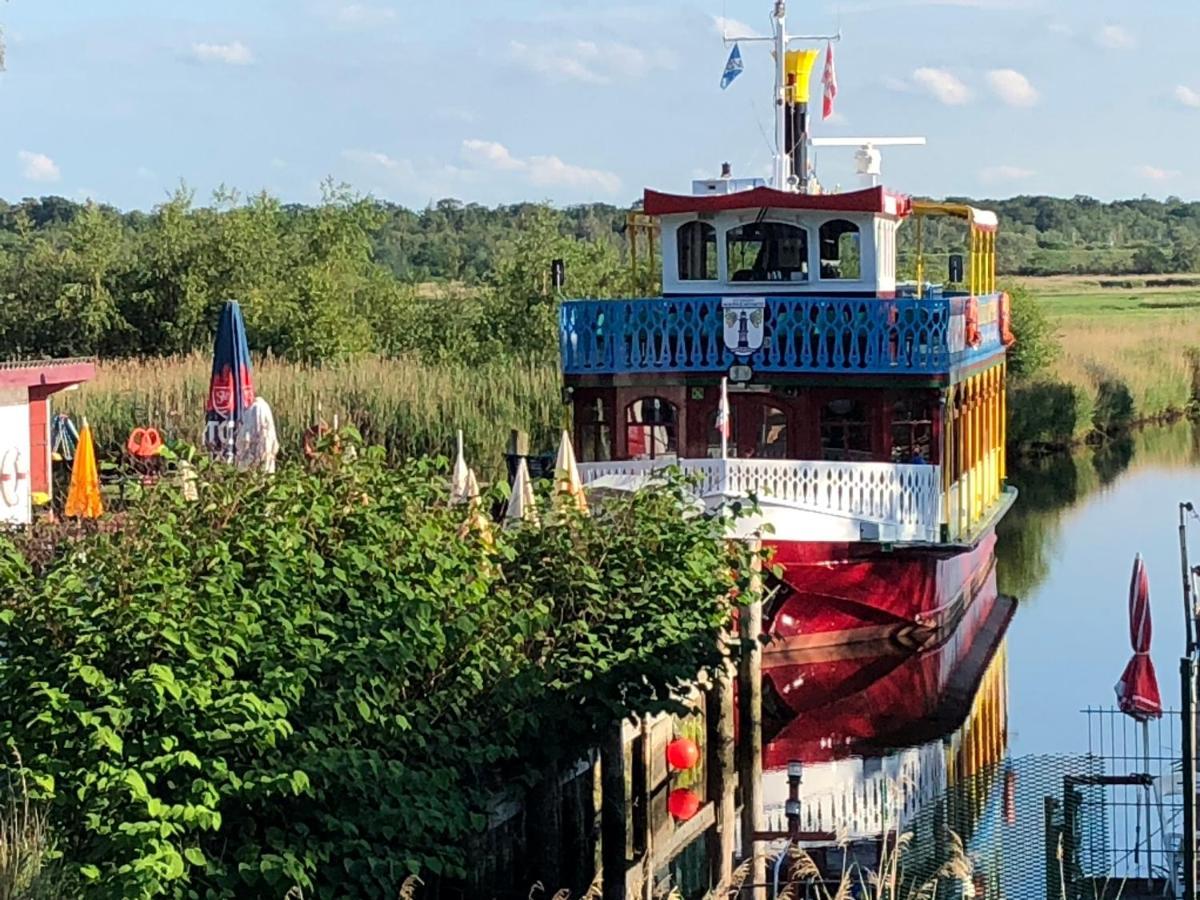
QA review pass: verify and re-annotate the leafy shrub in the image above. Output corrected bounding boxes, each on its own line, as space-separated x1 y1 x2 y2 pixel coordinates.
0 449 755 898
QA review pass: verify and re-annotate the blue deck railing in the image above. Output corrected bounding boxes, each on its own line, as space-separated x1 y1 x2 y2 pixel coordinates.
560 293 1004 376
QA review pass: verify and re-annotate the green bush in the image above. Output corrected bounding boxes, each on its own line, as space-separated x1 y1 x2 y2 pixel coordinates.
0 449 757 898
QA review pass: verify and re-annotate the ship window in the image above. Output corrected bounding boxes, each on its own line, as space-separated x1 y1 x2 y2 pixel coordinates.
820 398 871 461
758 405 789 458
579 396 613 463
626 397 678 460
819 219 862 280
890 397 933 464
677 221 718 281
726 222 809 283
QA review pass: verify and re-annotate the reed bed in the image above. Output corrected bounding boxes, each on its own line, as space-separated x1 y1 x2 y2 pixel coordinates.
1048 309 1200 437
58 353 563 479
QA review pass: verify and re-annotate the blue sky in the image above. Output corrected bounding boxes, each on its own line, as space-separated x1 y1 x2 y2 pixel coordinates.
1 0 1197 210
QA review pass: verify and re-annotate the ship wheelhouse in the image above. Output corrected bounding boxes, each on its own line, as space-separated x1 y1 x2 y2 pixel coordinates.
560 182 1015 549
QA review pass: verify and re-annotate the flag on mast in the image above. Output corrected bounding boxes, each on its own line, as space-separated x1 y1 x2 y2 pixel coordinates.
821 41 837 119
716 377 732 458
720 43 744 90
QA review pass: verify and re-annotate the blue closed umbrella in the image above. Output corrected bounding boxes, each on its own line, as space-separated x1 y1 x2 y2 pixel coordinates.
204 300 256 461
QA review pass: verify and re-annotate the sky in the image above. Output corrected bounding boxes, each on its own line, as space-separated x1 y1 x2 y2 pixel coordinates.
0 0 1198 211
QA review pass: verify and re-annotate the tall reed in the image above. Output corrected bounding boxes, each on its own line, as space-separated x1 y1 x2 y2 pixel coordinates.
58 353 563 480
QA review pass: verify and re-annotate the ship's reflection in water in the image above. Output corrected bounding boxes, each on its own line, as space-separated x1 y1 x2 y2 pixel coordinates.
750 547 1015 897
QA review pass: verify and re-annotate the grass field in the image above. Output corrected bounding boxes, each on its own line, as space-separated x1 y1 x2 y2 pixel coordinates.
1010 275 1200 444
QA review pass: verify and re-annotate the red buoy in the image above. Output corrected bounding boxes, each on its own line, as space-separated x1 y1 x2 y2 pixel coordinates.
667 788 700 821
666 737 700 771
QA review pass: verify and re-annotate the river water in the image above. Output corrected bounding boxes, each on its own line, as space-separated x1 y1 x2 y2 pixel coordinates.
1000 422 1200 753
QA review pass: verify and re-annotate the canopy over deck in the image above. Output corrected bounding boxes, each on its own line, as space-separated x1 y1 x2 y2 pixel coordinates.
0 358 96 391
644 185 912 219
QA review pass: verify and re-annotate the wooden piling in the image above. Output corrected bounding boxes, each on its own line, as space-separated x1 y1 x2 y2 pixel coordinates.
738 541 765 899
708 648 737 890
601 721 629 900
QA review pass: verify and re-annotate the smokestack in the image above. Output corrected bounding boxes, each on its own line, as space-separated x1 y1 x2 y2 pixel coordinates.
720 162 732 179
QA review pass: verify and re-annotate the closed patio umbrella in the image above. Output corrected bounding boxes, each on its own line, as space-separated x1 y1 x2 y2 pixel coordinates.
554 430 588 514
504 457 538 526
65 419 103 519
205 300 256 463
1114 553 1162 872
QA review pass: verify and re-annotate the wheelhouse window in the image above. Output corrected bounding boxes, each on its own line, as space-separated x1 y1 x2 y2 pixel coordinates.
579 396 613 463
676 221 718 281
890 397 933 464
727 222 809 283
819 219 862 280
820 398 871 461
626 397 677 460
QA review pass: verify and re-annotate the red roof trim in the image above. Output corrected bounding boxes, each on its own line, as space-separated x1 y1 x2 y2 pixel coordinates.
0 360 96 391
643 185 912 218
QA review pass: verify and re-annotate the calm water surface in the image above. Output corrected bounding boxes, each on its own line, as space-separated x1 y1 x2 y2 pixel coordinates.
999 423 1200 753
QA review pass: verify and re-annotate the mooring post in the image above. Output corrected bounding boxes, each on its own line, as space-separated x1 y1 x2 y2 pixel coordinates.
738 542 765 899
1182 657 1197 900
708 645 737 890
601 721 629 900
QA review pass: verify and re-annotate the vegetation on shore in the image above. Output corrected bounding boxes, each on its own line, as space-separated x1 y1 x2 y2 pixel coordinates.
0 445 761 897
1007 275 1200 449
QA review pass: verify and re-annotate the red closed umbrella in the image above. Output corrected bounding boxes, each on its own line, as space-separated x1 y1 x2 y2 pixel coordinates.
1115 554 1162 720
1114 553 1161 874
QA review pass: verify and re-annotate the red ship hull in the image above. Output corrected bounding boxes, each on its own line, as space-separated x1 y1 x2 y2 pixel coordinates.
765 529 998 649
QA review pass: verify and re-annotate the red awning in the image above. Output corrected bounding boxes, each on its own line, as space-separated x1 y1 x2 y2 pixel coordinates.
0 359 96 392
643 185 911 218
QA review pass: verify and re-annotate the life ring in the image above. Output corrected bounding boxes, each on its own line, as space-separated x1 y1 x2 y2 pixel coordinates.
0 448 26 508
126 427 164 458
998 291 1016 347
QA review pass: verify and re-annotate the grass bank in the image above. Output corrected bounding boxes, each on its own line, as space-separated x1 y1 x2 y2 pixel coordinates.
58 353 563 480
1009 275 1200 449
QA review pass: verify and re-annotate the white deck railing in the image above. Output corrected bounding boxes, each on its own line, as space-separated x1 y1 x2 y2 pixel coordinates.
578 458 943 544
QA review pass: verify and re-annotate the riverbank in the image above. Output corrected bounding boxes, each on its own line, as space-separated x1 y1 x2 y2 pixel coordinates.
1009 275 1200 449
57 352 562 481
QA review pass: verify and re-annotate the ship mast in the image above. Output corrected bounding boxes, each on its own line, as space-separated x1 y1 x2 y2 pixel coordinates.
726 2 840 192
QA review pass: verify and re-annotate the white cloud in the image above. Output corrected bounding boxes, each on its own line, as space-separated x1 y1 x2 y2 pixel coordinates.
1175 85 1200 109
190 41 254 65
986 69 1038 107
1094 24 1135 49
507 39 673 85
461 139 620 194
18 150 60 182
712 15 761 38
980 165 1035 183
1135 164 1179 182
911 68 971 105
341 149 414 176
332 3 397 26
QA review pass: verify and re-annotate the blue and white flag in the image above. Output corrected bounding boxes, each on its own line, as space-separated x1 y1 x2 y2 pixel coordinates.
720 43 744 90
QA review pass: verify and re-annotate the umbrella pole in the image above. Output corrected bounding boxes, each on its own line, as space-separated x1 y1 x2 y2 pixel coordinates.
1143 719 1152 876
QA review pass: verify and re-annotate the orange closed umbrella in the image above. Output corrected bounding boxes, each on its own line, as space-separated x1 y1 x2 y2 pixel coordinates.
65 420 104 519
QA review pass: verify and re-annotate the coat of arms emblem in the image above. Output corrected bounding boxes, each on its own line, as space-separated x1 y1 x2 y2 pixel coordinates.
721 297 766 356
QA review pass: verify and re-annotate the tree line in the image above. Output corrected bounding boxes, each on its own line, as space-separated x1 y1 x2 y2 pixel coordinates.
0 187 1195 364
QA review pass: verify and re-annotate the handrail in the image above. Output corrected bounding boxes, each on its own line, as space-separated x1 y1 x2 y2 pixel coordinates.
561 294 1003 376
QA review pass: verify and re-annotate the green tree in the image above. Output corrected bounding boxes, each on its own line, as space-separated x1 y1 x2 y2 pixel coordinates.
1003 282 1059 378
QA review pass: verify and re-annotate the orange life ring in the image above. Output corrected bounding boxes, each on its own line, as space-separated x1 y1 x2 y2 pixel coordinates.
126 427 164 458
998 291 1016 347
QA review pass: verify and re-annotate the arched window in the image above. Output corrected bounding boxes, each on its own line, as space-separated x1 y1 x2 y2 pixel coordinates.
726 222 809 283
626 397 677 460
676 221 717 281
819 219 862 280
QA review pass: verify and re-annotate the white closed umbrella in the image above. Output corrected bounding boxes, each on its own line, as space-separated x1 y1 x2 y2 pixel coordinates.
504 457 538 526
554 429 588 513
